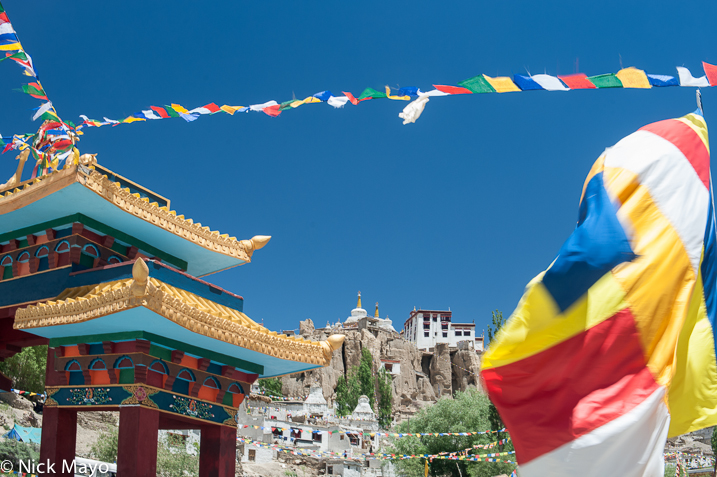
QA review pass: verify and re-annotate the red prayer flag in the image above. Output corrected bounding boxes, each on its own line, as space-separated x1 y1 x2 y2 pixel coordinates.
2 143 15 154
433 84 473 95
703 62 717 87
150 106 170 118
557 74 596 89
262 105 281 117
0 12 8 24
202 103 220 113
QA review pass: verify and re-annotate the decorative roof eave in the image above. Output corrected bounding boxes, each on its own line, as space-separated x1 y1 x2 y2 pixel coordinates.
14 260 345 367
0 163 270 269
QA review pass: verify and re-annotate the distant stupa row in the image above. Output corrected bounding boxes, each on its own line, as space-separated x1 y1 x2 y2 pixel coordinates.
343 291 395 332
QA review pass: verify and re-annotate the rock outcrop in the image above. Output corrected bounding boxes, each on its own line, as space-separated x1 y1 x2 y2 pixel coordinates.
280 320 482 417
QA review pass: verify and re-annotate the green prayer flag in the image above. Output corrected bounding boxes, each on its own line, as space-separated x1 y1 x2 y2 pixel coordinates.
65 120 75 128
357 88 387 100
587 73 623 88
0 2 5 13
0 137 5 147
279 100 295 111
457 75 496 94
39 110 60 122
0 52 26 64
164 106 180 118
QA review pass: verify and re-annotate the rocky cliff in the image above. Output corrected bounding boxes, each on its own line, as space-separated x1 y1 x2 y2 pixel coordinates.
281 320 482 417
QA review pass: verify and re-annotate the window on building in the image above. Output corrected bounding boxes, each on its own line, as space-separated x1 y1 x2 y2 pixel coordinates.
433 316 437 322
465 330 472 336
442 323 448 330
455 330 462 336
340 435 345 441
423 323 430 330
272 428 283 438
291 428 302 439
424 332 429 338
384 363 393 372
327 466 333 475
348 434 360 446
442 333 447 338
249 449 256 462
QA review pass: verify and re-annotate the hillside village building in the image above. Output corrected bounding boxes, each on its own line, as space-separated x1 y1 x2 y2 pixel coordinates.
238 386 389 475
401 309 484 353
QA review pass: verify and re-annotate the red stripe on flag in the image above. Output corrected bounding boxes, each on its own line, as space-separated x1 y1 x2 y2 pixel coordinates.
0 13 8 23
640 118 710 189
262 105 281 117
482 307 658 465
150 106 170 118
203 103 220 113
433 85 473 95
703 62 717 87
342 91 372 105
557 74 596 89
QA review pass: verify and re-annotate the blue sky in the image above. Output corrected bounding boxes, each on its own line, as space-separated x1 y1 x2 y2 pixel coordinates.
1 1 715 336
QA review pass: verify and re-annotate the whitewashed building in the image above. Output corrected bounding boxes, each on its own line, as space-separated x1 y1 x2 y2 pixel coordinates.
401 309 484 352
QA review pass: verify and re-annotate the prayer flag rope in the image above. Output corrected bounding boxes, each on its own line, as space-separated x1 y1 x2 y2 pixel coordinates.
0 0 76 175
70 63 717 130
238 421 505 438
236 436 516 463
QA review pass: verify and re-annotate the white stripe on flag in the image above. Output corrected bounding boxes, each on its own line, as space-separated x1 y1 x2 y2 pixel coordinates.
32 101 53 121
141 110 161 120
676 67 710 87
531 74 569 91
250 101 278 111
0 23 16 35
604 129 709 276
519 387 669 477
327 96 349 108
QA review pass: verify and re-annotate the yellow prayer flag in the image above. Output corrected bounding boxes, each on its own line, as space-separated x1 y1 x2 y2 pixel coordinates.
616 67 652 89
483 75 521 92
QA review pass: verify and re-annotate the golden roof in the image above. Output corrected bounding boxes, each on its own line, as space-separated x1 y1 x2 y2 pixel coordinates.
0 163 267 268
15 260 345 367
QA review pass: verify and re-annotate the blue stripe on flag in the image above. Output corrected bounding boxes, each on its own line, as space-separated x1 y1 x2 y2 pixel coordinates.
513 75 544 91
542 172 636 312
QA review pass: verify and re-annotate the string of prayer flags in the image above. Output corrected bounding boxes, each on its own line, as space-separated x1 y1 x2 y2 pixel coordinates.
65 62 717 132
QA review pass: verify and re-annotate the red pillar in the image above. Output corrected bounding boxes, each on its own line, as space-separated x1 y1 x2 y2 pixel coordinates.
199 425 236 477
117 406 159 477
39 406 77 477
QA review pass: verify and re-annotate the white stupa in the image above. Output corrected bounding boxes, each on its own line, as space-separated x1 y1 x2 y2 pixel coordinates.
344 292 396 332
351 395 376 421
303 385 328 415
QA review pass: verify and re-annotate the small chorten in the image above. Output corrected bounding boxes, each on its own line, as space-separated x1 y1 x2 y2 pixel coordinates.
374 302 379 318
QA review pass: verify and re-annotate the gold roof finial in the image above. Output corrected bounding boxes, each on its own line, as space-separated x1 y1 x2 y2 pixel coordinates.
374 302 379 318
357 291 362 309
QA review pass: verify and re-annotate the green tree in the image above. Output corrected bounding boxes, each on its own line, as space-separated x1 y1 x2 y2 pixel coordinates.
335 370 360 417
0 345 47 393
0 440 39 470
258 377 283 397
377 367 393 429
486 310 505 348
156 434 199 477
386 389 515 477
357 348 375 407
90 428 118 463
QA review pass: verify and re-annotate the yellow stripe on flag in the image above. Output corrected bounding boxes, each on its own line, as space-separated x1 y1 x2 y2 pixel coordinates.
220 105 244 115
616 67 652 88
481 271 628 370
668 267 717 436
603 170 696 386
0 43 21 51
171 104 189 113
483 75 521 93
302 96 322 104
676 113 710 154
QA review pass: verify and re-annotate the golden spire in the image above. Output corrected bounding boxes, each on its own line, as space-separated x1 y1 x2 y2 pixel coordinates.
374 302 379 318
357 291 362 309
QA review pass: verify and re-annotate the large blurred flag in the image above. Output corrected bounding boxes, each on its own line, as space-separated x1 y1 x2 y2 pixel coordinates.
481 111 715 476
